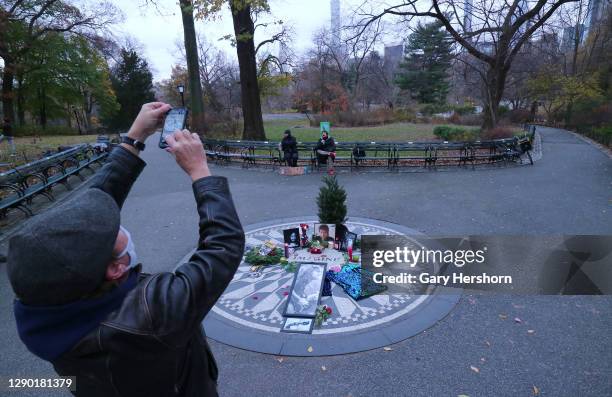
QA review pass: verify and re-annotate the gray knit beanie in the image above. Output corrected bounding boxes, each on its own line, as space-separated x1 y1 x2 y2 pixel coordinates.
7 189 120 306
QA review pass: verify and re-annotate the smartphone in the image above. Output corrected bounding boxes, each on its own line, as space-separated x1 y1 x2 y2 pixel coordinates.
159 108 189 149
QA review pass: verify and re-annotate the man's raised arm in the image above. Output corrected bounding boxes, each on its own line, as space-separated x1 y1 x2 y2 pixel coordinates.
146 130 245 344
90 102 171 208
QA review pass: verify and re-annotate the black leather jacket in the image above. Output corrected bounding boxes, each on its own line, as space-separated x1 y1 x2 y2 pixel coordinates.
52 146 245 396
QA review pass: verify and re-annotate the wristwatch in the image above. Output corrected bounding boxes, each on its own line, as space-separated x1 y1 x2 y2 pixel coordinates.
121 136 146 151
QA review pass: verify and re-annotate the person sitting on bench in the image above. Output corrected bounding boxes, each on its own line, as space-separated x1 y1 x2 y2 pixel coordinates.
279 129 298 166
316 131 336 166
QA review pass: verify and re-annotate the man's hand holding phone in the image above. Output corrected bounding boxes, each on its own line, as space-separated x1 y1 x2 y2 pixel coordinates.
127 102 172 142
165 130 211 182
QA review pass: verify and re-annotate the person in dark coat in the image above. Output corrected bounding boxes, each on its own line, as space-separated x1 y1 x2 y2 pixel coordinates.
7 102 245 397
315 131 336 166
279 129 298 166
1 117 16 154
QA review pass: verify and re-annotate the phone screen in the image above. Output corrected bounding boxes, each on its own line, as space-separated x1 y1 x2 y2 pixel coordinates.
160 108 188 148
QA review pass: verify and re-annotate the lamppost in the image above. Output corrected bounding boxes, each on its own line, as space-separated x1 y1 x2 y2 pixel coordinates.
177 84 185 107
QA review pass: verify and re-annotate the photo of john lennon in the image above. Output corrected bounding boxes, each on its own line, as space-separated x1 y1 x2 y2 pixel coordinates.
313 224 336 247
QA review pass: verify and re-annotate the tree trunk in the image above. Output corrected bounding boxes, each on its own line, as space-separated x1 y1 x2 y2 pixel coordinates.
482 66 507 130
84 90 93 132
230 3 266 141
179 0 207 134
1 59 16 123
39 86 47 130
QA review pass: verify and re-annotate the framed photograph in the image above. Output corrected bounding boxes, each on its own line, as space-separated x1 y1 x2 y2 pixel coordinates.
313 223 336 247
283 262 327 318
280 317 314 334
341 232 357 252
283 228 301 248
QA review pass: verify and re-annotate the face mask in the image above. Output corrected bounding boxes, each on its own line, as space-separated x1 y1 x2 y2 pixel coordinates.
113 225 138 270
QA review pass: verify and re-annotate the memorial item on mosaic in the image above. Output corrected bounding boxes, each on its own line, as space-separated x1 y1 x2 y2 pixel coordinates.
238 220 388 334
314 305 332 326
326 265 387 301
281 317 314 334
244 177 386 333
299 223 310 247
341 231 357 252
284 263 326 318
283 228 300 248
244 240 283 267
312 223 335 248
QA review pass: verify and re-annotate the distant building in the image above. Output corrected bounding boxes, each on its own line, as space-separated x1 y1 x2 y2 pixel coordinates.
463 0 473 33
330 0 341 47
560 24 586 52
588 0 610 28
384 45 403 70
383 44 403 91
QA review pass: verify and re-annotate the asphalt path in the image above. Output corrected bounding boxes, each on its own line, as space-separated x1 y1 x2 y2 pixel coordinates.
0 126 611 396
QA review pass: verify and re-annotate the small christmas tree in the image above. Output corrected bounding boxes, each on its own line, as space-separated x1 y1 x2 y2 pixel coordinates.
317 176 347 224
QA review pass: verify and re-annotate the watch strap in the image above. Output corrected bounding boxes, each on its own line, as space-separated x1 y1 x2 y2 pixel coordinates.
122 136 146 151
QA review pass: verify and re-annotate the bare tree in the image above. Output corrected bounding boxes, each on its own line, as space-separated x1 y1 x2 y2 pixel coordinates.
304 20 385 109
254 18 294 74
353 0 578 129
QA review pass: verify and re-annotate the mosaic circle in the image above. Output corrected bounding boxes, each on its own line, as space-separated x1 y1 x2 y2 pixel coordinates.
203 217 461 356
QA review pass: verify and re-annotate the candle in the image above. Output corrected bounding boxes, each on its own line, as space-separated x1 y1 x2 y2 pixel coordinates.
284 243 289 258
348 246 353 262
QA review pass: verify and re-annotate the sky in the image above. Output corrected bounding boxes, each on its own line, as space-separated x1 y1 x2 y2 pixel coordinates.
110 0 398 82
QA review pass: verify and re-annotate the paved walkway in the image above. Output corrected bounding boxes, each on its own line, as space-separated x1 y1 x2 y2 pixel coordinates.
0 126 611 396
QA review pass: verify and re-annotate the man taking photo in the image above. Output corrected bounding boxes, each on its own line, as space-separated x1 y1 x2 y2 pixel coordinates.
7 102 245 396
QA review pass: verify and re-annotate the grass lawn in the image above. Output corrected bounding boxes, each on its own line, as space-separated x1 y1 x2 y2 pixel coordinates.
2 117 520 167
0 135 101 168
232 118 463 143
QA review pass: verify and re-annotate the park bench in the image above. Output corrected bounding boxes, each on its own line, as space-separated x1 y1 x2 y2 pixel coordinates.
346 142 393 169
200 133 535 172
242 141 282 168
0 144 109 219
392 142 429 168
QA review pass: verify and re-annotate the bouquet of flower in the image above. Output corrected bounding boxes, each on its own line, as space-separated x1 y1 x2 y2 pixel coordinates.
309 240 322 254
245 244 283 266
315 305 333 326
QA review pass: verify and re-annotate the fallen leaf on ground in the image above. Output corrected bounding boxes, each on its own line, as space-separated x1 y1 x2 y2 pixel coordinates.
321 366 327 371
470 365 480 374
514 317 522 323
532 385 540 395
527 329 536 334
383 347 393 351
480 357 486 362
499 314 508 320
276 357 284 363
484 340 491 347
512 304 525 309
307 346 313 353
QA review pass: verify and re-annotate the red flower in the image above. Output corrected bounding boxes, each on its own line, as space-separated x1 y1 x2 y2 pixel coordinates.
283 291 289 296
325 307 332 315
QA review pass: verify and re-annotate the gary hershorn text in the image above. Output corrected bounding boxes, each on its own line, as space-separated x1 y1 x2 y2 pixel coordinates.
372 272 513 286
